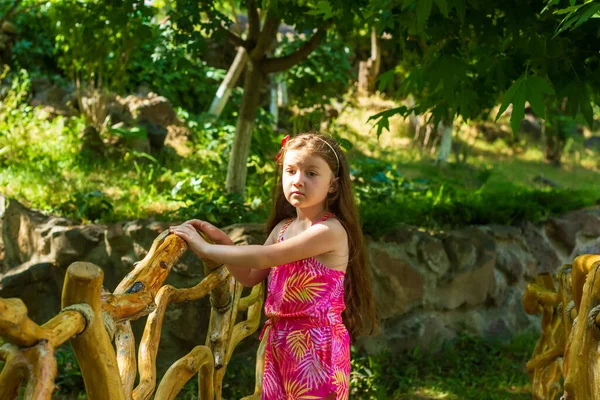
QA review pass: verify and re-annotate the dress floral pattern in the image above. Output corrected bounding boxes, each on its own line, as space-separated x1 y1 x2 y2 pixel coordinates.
260 214 350 400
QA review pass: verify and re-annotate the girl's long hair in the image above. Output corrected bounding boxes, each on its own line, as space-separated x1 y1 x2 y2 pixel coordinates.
266 132 379 340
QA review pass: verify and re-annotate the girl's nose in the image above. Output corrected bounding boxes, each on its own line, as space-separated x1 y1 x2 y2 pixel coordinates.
293 172 304 186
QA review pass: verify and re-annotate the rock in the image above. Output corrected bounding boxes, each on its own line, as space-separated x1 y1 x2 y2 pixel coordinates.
0 262 62 324
367 242 425 319
417 235 450 277
436 256 496 310
433 227 497 310
520 220 561 274
544 208 600 261
584 136 600 152
482 225 537 283
533 175 560 188
441 227 496 279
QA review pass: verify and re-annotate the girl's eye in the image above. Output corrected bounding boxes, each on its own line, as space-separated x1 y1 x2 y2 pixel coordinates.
286 169 295 175
307 171 317 177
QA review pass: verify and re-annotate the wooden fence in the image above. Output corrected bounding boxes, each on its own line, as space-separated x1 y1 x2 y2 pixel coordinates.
0 230 265 399
524 254 600 400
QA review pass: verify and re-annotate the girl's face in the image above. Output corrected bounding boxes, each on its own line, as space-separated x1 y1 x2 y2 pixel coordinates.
282 149 337 212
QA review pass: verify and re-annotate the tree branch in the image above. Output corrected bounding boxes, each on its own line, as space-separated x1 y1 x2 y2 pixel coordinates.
262 25 330 74
227 0 242 35
247 0 260 42
0 0 23 29
224 28 250 50
250 13 281 61
204 8 250 51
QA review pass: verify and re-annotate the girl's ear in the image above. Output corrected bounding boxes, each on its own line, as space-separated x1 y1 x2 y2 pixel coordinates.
329 177 339 193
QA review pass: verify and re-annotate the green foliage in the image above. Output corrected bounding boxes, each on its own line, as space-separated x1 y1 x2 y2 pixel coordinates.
57 190 115 223
368 0 600 141
128 21 225 112
352 155 595 236
279 32 353 110
54 345 85 398
0 68 31 114
169 110 277 226
495 75 555 133
546 0 600 34
172 176 258 226
51 0 154 92
6 1 57 74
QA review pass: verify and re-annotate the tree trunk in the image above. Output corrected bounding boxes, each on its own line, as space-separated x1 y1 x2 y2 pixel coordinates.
208 47 248 118
278 79 288 107
544 121 564 167
358 27 381 94
370 26 381 80
269 75 279 129
226 60 264 194
435 117 454 164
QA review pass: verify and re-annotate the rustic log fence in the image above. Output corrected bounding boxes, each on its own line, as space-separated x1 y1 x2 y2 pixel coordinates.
0 230 266 400
524 254 600 400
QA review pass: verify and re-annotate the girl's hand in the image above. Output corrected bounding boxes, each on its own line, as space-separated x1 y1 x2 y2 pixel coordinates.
185 220 234 246
169 221 210 258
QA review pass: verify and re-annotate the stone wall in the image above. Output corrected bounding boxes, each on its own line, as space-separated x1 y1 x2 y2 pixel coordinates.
1 198 599 373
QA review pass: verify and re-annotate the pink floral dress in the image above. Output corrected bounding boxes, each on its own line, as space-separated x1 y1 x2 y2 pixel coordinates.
260 213 350 400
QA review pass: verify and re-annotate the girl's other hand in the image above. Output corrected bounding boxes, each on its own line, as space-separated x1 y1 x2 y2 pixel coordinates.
185 220 234 246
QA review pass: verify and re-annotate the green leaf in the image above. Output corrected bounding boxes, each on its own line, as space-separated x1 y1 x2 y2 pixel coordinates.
495 76 531 133
509 84 527 134
377 69 395 92
338 138 353 151
367 106 408 138
449 0 466 23
572 4 600 29
526 87 546 119
495 76 525 121
305 0 335 20
554 4 585 16
435 0 449 17
416 0 434 30
581 98 594 128
525 76 554 119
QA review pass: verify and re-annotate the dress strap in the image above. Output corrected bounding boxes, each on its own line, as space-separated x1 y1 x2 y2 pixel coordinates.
277 218 294 242
311 212 334 226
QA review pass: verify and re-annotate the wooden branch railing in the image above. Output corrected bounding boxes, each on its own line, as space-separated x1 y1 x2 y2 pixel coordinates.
0 230 266 400
524 254 600 400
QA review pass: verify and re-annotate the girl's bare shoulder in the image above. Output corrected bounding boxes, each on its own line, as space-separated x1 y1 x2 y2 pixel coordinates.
320 217 348 238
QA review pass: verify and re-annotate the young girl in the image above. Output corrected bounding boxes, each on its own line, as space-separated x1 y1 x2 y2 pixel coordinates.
170 133 378 400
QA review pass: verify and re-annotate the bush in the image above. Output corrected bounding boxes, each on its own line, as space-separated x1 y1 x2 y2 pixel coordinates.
352 156 595 236
128 21 225 113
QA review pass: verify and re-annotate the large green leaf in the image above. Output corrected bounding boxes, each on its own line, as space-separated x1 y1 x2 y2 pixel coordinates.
496 75 554 133
416 0 434 30
367 106 408 138
305 0 335 19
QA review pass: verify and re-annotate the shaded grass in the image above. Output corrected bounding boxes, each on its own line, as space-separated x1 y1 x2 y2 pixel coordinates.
348 332 539 400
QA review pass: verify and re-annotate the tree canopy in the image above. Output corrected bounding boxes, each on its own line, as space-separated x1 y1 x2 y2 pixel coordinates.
368 0 600 142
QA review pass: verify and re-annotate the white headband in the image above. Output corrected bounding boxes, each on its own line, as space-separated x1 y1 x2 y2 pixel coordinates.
317 138 340 176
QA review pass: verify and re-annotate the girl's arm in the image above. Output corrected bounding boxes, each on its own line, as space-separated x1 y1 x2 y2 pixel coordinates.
172 220 274 287
170 219 344 270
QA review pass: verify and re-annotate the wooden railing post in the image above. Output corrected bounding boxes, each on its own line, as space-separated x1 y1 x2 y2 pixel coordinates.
61 261 125 400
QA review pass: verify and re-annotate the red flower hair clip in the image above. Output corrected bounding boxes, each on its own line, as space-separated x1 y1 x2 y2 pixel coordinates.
274 135 290 162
